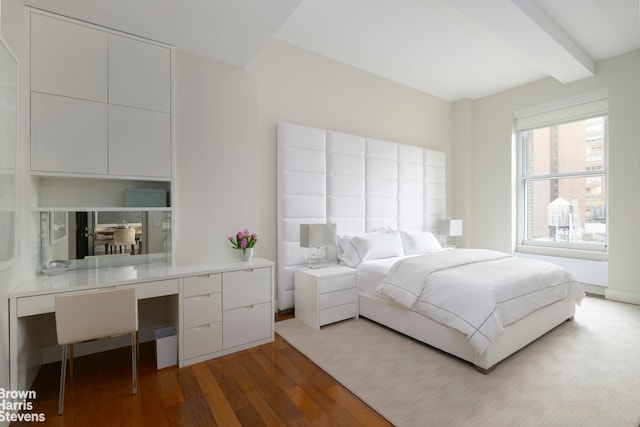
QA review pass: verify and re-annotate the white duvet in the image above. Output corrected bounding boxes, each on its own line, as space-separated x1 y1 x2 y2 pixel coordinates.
376 249 585 354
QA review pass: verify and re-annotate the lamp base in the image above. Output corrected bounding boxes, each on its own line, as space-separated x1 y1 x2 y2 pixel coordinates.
308 247 329 269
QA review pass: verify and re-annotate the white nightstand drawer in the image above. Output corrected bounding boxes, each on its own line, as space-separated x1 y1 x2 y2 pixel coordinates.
184 274 222 297
183 322 223 360
319 288 356 310
320 302 357 326
223 301 271 349
223 267 270 310
319 274 356 294
183 293 222 328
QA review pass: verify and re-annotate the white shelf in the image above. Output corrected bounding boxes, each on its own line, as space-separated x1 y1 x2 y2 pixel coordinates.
30 171 172 182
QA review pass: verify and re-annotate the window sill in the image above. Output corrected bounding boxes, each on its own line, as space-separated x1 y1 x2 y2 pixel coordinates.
515 244 608 262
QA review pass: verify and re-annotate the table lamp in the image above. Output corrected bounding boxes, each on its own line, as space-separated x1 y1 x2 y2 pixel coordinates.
299 224 336 268
438 219 463 248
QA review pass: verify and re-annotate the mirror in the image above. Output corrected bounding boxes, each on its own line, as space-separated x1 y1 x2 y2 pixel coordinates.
0 36 17 267
40 210 172 271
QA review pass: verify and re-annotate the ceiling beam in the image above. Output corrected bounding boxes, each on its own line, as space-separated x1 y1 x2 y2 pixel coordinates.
444 0 594 84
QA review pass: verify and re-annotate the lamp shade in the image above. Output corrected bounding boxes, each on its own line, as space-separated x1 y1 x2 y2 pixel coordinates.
299 224 336 248
438 219 463 237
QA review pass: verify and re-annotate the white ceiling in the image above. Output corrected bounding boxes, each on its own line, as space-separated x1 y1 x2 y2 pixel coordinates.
24 0 640 101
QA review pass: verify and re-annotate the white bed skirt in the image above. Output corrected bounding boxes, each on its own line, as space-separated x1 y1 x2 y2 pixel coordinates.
358 292 576 372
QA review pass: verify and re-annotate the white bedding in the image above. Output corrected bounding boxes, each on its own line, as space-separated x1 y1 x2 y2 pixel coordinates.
371 249 585 354
356 255 420 294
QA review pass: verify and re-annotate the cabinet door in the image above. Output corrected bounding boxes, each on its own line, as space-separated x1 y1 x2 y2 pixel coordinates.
223 302 271 349
223 268 271 310
30 13 107 102
31 93 108 174
108 105 171 178
108 34 171 113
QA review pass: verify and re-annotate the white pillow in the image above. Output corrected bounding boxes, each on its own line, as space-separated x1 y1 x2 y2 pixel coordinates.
336 235 361 267
336 230 388 267
351 232 404 264
399 230 442 255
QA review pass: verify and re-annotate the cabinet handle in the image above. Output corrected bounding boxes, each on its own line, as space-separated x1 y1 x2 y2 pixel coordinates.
196 294 211 300
196 324 211 330
241 305 255 310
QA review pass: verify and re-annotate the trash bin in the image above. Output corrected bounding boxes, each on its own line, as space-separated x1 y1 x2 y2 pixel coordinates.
154 326 177 369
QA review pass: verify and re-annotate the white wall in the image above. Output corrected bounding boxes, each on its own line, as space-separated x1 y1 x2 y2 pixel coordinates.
460 49 640 304
172 40 454 310
174 50 261 265
254 40 453 271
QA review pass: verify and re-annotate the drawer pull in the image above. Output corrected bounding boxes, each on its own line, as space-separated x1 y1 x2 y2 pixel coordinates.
197 324 211 330
196 294 211 300
242 305 255 310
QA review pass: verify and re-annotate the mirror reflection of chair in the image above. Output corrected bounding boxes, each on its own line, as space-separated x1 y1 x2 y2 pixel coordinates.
93 227 113 255
134 225 143 254
54 287 138 415
111 228 136 255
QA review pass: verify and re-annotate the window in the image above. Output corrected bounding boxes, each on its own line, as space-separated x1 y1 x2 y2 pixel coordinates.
516 96 608 252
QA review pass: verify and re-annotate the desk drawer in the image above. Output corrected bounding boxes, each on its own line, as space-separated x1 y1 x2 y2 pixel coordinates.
184 274 222 297
319 288 356 310
223 267 270 310
183 322 222 360
16 289 101 317
183 293 222 328
137 279 179 299
223 301 271 349
17 294 56 317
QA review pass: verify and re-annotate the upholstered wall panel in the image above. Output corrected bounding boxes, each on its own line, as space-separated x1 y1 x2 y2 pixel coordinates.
398 144 425 231
277 123 327 310
423 148 446 231
277 122 446 311
365 138 398 232
326 131 366 236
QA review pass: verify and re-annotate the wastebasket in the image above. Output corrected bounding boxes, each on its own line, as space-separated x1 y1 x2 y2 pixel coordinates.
154 326 177 369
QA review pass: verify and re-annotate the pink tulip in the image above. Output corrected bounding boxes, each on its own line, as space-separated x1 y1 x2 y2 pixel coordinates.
240 238 247 249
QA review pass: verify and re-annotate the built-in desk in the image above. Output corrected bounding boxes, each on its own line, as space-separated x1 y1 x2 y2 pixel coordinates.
9 258 274 391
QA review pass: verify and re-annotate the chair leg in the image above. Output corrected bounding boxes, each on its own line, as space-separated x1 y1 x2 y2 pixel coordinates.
58 344 68 415
69 344 74 380
131 333 137 395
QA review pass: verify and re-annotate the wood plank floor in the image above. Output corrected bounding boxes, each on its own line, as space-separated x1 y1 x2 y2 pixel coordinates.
15 328 392 426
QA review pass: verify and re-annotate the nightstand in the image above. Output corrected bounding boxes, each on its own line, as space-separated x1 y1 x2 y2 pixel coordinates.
294 265 358 330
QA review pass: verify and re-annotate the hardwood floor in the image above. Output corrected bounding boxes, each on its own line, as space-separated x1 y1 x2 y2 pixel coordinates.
16 328 392 426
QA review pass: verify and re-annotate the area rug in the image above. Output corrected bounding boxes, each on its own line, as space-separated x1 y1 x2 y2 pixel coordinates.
275 296 640 427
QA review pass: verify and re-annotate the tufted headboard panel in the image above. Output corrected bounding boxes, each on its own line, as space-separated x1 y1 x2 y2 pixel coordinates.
276 122 445 311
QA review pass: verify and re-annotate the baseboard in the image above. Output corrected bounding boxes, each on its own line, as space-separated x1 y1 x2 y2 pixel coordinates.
605 289 640 305
581 282 606 296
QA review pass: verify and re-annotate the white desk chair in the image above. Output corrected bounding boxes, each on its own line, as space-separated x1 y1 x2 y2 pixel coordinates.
54 287 138 415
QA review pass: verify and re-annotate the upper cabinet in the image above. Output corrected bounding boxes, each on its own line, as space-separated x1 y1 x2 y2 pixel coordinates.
30 13 108 103
29 11 173 180
108 34 171 113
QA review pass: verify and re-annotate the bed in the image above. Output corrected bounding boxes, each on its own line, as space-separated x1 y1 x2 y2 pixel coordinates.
276 121 585 373
351 231 584 372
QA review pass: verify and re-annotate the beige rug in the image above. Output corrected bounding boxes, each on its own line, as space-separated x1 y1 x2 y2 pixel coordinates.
275 296 640 427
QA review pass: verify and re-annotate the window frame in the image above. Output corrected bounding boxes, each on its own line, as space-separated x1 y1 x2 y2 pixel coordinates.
515 95 609 254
